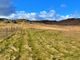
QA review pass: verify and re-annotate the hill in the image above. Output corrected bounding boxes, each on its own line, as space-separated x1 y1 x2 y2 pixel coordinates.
57 18 80 25
0 18 80 26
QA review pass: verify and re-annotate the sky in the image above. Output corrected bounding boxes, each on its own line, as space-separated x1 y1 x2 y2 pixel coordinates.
13 0 80 15
0 0 80 20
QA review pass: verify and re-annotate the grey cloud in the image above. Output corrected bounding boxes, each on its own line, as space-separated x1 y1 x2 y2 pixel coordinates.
0 0 15 16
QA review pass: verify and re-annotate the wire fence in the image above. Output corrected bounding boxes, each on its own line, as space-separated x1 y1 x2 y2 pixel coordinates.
0 26 22 39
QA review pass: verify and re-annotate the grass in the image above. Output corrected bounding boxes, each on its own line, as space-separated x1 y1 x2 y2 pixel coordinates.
0 24 80 60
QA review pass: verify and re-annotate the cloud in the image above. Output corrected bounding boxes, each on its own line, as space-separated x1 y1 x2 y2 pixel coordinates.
12 10 58 20
0 10 80 21
8 11 37 20
39 10 57 20
0 16 9 19
60 4 67 8
38 10 74 20
0 0 15 16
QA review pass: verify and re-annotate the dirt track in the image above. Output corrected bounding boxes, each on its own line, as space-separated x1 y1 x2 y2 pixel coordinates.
19 23 80 32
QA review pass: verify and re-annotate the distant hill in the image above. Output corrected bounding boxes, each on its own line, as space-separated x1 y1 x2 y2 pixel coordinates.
57 18 80 25
0 18 80 25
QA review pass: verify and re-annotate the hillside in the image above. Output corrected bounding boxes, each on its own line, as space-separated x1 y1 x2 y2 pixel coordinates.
57 18 80 25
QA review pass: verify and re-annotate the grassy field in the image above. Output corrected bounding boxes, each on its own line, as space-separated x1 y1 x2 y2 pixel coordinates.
0 23 80 60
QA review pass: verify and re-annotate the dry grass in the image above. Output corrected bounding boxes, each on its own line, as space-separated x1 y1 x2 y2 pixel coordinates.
0 23 80 60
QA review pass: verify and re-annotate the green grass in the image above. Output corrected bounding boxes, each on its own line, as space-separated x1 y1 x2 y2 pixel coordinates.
0 28 80 60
